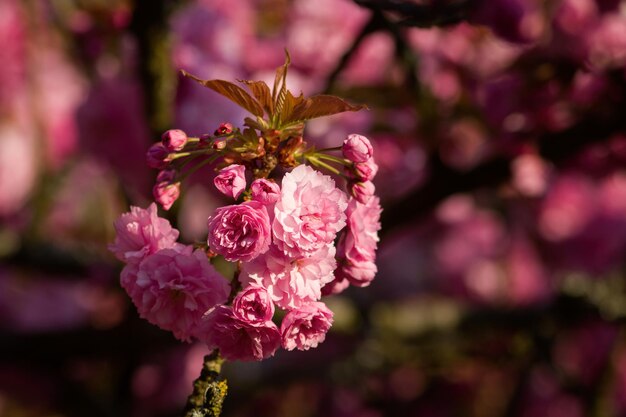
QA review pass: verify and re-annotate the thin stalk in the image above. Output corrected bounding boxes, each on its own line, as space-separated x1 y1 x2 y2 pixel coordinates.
306 156 343 175
315 153 350 166
180 155 220 180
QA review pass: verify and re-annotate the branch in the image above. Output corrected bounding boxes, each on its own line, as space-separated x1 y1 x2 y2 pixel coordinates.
183 351 228 417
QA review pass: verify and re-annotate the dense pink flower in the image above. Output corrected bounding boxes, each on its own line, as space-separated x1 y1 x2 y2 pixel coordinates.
241 244 337 310
146 143 170 169
348 180 376 204
250 178 281 205
207 200 271 262
153 169 181 211
214 164 246 200
200 305 280 361
161 129 188 151
273 164 348 257
121 248 230 342
342 134 373 163
280 302 334 351
109 203 180 265
0 124 37 216
336 196 382 287
233 285 275 324
321 276 350 296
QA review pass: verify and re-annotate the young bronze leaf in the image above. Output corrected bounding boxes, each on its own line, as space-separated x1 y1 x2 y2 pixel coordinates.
287 95 368 123
279 90 305 124
272 51 291 105
180 70 264 117
243 117 263 131
240 80 273 116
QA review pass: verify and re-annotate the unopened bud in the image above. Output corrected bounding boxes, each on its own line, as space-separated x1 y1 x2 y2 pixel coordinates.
153 169 180 210
214 122 233 136
161 129 188 151
350 158 379 181
212 138 227 150
349 180 375 204
146 143 170 169
342 134 373 163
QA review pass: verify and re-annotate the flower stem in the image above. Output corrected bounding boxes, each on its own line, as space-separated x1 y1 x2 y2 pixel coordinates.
180 155 220 180
316 146 342 152
315 153 350 166
182 351 228 417
305 155 342 175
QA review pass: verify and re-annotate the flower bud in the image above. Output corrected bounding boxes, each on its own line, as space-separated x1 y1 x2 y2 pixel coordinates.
214 164 246 200
348 158 379 181
212 138 227 150
349 180 375 204
250 178 281 205
342 134 373 163
153 169 180 210
161 129 188 152
146 143 170 169
214 122 233 136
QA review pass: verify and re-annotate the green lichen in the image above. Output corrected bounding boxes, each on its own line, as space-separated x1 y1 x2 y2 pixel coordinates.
183 352 228 417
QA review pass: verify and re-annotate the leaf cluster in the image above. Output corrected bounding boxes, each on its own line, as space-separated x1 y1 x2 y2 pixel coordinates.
180 52 368 133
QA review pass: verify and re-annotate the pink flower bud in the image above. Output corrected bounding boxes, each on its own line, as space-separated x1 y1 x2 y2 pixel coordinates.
214 164 246 199
212 138 227 150
349 180 375 204
349 158 379 181
161 129 188 152
342 134 373 163
146 143 169 169
153 170 180 210
215 122 233 136
250 178 281 205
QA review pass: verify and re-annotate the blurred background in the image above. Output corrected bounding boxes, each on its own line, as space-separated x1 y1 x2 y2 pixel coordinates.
2 0 626 416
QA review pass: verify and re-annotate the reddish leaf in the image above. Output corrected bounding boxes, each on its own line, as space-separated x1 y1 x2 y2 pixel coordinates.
180 70 264 117
272 52 292 118
240 80 273 116
279 90 305 124
287 95 368 123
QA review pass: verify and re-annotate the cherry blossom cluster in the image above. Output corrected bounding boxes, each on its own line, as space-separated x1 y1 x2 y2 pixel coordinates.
110 130 381 361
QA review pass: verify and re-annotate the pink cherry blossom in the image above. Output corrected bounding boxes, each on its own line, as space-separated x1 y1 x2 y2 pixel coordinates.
273 164 348 257
207 200 271 262
336 196 382 287
213 164 246 200
109 203 180 265
161 129 188 151
342 134 373 163
250 178 281 205
232 285 275 324
241 244 337 310
280 302 334 351
199 305 280 362
121 248 230 342
321 275 350 296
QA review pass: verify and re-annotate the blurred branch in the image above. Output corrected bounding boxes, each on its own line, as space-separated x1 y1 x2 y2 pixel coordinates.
381 71 626 237
353 0 470 27
129 0 180 136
